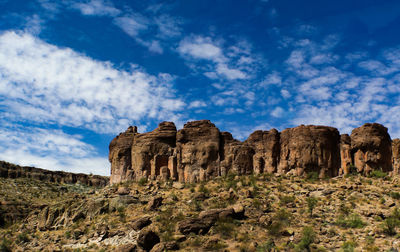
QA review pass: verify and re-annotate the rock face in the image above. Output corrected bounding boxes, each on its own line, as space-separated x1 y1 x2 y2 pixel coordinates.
109 126 137 184
393 139 400 174
0 161 108 187
109 120 396 184
245 129 280 174
340 134 352 175
350 123 392 174
131 122 177 181
278 125 340 178
176 120 221 182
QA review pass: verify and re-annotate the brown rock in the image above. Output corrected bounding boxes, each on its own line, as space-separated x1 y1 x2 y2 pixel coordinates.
176 120 221 182
220 132 255 176
278 125 340 178
393 139 400 175
340 134 352 175
131 216 152 231
117 187 130 195
245 129 280 174
109 126 137 184
137 230 160 251
177 217 215 235
350 123 392 174
132 122 177 182
147 196 163 210
150 241 179 252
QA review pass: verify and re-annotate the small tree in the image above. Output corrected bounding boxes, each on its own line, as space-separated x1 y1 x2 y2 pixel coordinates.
306 197 318 217
295 226 316 251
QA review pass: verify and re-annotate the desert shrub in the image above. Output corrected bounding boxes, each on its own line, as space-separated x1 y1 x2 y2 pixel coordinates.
117 206 126 221
267 208 292 236
295 226 316 251
341 240 357 252
306 171 319 181
280 195 296 206
336 213 366 228
157 208 184 242
382 208 400 235
0 238 11 252
306 197 318 217
213 217 240 239
390 192 400 200
170 192 179 201
197 183 210 196
16 232 30 244
256 239 275 251
138 177 148 186
369 170 387 179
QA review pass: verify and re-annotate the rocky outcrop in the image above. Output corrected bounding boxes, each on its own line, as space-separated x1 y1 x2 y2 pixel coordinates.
340 134 352 175
277 125 340 178
393 139 400 174
110 120 397 184
0 161 108 187
350 123 392 175
176 120 221 182
131 122 177 182
109 126 137 184
245 129 280 174
220 132 254 176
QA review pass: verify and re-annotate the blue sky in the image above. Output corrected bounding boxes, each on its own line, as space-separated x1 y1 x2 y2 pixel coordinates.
0 0 400 175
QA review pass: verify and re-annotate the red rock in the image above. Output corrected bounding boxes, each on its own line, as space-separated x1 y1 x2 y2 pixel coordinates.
340 134 352 175
278 125 340 178
350 123 392 174
393 139 400 175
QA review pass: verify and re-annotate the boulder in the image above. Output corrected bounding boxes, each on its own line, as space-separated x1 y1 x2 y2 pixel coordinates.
131 216 152 231
131 122 177 181
146 196 163 211
137 230 160 251
393 139 400 175
150 241 179 252
109 126 137 184
340 134 352 175
350 123 392 174
278 125 340 178
176 120 221 182
245 129 280 174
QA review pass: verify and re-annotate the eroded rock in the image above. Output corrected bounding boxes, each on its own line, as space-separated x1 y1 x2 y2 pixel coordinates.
351 123 392 174
278 125 340 178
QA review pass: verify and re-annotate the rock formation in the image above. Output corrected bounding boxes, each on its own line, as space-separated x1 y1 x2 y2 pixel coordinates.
109 126 137 184
277 125 340 178
109 120 397 184
245 129 280 174
350 123 392 175
339 134 352 175
0 161 108 187
392 139 400 174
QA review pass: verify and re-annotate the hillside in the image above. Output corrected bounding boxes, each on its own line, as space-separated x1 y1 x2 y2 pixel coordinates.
2 168 400 251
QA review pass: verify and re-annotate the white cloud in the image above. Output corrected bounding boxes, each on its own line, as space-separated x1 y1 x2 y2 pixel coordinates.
271 107 284 117
71 0 121 17
0 125 109 175
0 31 184 134
216 63 247 80
188 100 207 108
113 16 148 37
178 36 224 61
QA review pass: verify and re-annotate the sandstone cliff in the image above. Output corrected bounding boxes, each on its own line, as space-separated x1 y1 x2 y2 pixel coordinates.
110 120 399 184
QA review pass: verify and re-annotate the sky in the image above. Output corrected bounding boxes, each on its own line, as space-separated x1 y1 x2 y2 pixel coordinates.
0 0 400 176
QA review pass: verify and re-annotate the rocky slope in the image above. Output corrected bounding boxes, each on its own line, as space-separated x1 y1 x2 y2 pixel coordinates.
3 170 400 251
0 160 109 187
110 120 396 185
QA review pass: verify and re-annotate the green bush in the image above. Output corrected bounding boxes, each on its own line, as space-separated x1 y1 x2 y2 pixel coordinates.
280 195 296 206
369 170 387 179
267 208 292 236
383 217 400 235
306 171 319 181
390 192 400 200
306 197 318 217
138 177 148 186
0 238 11 252
336 213 366 228
341 240 357 252
256 239 275 251
16 232 30 244
295 226 316 251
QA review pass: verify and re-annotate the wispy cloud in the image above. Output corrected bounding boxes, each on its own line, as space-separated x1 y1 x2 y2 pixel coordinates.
0 31 184 134
71 0 121 17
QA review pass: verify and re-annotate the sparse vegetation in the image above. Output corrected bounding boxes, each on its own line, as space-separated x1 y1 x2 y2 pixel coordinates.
336 213 366 229
306 197 318 217
295 226 316 251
